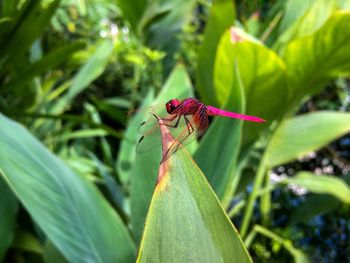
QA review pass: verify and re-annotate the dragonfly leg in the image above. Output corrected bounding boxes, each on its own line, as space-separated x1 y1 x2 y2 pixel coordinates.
184 115 194 133
161 115 182 128
170 115 195 154
161 115 194 162
149 113 179 126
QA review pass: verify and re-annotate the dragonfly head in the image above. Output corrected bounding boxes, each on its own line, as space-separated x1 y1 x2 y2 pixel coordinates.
166 99 181 114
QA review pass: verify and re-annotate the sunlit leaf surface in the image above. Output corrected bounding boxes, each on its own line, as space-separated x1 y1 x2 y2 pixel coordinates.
0 114 136 263
196 0 235 105
137 123 252 263
214 29 287 145
285 172 350 204
283 11 350 107
266 111 350 167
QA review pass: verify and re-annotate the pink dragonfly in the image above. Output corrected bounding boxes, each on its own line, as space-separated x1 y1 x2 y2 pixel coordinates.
136 98 266 162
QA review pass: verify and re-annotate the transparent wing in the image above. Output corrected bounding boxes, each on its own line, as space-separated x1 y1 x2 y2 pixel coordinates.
136 113 188 154
161 106 209 162
136 101 201 135
136 101 209 159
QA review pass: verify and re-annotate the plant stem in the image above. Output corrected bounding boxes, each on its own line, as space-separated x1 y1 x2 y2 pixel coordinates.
260 10 283 43
261 169 271 227
240 152 268 238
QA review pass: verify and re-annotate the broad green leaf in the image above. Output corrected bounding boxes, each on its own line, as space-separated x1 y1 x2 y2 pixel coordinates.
214 29 287 144
196 0 235 105
278 0 313 33
137 124 252 262
53 40 115 114
283 11 350 108
275 0 337 50
0 177 18 262
130 64 194 244
0 114 136 262
65 40 114 103
266 111 350 167
285 172 350 204
194 64 243 200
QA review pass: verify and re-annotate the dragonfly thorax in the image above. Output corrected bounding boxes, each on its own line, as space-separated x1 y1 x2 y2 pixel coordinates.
166 99 181 114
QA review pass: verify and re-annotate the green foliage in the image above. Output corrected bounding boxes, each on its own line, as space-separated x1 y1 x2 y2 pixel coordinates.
284 172 350 204
283 11 350 108
130 64 194 244
289 175 350 224
266 111 350 166
137 124 251 262
245 224 309 263
0 114 136 262
196 0 236 105
0 177 18 261
0 0 350 262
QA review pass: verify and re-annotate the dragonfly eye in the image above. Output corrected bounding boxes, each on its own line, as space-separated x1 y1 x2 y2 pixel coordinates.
166 99 181 114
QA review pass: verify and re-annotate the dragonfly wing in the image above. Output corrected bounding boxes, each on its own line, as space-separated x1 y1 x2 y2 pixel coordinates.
135 125 162 154
161 106 209 162
136 113 186 154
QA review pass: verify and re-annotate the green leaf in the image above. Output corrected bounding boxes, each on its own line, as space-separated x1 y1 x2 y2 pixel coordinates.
43 241 69 263
2 42 86 93
66 40 114 102
1 0 60 67
278 0 314 33
57 129 108 142
214 29 287 144
138 0 196 72
12 230 43 254
0 114 136 262
288 174 350 224
275 0 337 50
0 177 18 262
117 91 155 186
266 111 350 167
54 40 115 113
290 193 340 224
140 0 196 51
130 64 194 244
247 225 309 263
284 172 350 204
283 11 350 108
115 0 147 32
137 123 252 262
194 64 243 200
196 0 235 105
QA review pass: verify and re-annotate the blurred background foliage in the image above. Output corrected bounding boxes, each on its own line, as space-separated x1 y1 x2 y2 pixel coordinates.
0 0 350 262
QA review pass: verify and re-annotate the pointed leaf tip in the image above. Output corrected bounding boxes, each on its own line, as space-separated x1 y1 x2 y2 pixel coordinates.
138 118 252 262
230 27 245 43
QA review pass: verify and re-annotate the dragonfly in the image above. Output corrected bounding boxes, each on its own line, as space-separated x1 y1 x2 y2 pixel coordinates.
136 98 266 162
